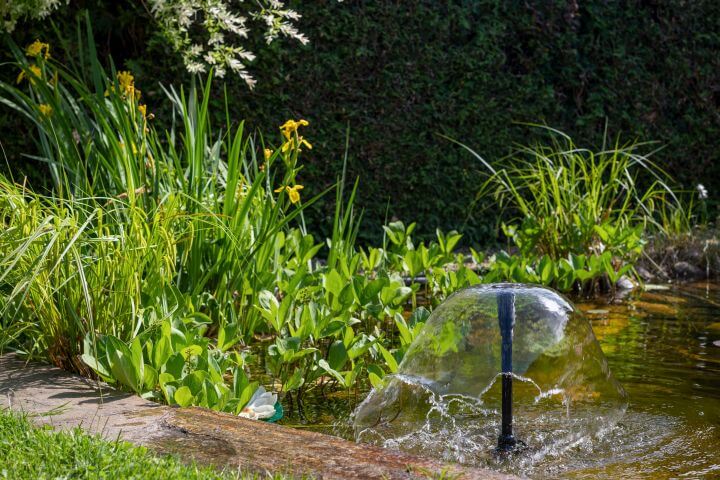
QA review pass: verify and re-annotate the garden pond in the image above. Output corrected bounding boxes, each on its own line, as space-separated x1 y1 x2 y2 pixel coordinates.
277 282 720 479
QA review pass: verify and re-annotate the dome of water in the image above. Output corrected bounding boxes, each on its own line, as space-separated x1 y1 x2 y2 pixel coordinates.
353 284 628 472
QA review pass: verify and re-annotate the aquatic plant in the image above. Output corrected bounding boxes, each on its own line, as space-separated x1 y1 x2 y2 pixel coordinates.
0 27 693 416
0 32 435 409
449 127 688 291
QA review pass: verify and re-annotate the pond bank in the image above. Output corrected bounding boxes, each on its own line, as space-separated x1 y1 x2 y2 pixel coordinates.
0 354 517 480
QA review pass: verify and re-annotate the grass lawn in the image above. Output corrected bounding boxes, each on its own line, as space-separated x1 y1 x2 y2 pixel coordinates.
0 410 293 479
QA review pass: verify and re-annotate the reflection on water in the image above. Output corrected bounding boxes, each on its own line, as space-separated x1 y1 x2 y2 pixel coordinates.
279 282 720 479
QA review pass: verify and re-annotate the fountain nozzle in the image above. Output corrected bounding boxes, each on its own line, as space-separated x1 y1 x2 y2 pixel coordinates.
496 291 520 453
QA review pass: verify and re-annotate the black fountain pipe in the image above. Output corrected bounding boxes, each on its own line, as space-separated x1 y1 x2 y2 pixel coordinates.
496 290 517 452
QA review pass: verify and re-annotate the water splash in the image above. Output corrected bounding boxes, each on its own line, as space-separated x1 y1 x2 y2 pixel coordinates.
353 284 628 476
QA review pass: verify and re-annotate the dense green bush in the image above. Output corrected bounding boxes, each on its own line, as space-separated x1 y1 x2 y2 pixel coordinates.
4 0 719 243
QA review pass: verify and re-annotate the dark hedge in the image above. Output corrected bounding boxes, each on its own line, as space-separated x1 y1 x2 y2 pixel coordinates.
4 0 720 244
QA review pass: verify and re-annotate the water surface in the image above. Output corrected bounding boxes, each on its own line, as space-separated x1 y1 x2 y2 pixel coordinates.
279 282 720 478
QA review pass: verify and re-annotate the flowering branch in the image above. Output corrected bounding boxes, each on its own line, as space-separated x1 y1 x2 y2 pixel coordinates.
3 0 340 88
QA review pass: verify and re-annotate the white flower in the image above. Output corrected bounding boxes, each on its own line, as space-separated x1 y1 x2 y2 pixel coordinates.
697 184 708 200
186 62 207 74
1 0 67 33
4 0 341 86
188 44 204 56
238 386 277 420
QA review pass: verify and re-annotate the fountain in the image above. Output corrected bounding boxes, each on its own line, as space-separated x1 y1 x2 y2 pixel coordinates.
354 284 628 471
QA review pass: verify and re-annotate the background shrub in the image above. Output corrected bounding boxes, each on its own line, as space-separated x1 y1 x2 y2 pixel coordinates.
4 0 719 244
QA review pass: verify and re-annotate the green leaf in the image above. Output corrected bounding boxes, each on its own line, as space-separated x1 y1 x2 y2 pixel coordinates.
174 386 194 407
394 314 413 346
159 372 175 385
339 283 355 307
327 340 348 371
182 370 208 395
343 326 355 348
377 344 398 373
368 372 384 390
366 363 385 379
236 381 259 412
180 344 203 359
538 255 554 284
106 336 141 393
153 336 172 370
130 337 144 388
164 352 185 379
217 322 239 352
81 353 112 381
324 269 344 298
206 352 224 384
283 369 304 392
593 224 610 243
318 359 346 386
143 364 158 391
160 381 178 405
232 367 249 398
348 334 374 360
203 379 219 409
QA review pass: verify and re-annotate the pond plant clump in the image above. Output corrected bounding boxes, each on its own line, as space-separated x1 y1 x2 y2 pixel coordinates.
0 25 704 430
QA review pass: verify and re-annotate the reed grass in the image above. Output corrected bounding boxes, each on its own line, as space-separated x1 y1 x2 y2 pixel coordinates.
0 21 323 370
448 126 688 262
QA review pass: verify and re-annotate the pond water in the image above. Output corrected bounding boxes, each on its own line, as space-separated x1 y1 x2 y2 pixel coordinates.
277 282 720 478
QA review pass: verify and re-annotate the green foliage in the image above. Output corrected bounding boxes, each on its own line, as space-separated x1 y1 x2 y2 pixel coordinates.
0 21 695 417
483 251 634 296
0 26 329 405
462 128 678 256
452 128 687 292
0 410 291 479
82 314 259 414
0 30 470 407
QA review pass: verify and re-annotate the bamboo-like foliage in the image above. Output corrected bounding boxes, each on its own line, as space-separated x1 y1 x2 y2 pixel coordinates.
0 23 322 368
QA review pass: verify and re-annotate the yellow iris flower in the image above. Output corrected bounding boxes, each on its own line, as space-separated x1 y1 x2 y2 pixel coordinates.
107 71 141 100
280 119 309 139
274 184 304 204
281 137 312 153
26 40 50 59
16 64 42 84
